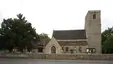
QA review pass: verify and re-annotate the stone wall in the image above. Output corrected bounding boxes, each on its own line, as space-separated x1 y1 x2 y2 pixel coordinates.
27 54 113 60
0 53 113 60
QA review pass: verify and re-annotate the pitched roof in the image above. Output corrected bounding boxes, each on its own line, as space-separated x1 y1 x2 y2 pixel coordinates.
58 41 87 46
53 30 86 40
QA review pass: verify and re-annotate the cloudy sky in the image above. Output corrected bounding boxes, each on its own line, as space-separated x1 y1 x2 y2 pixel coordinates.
0 0 113 37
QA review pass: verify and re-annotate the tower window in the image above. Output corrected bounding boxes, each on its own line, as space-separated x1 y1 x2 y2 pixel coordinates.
93 14 96 19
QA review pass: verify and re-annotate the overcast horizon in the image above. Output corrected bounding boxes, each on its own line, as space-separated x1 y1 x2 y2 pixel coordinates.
0 0 113 37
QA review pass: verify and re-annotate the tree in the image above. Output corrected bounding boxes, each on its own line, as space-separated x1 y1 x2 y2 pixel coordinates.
0 13 39 52
38 33 50 47
39 33 50 40
102 27 113 53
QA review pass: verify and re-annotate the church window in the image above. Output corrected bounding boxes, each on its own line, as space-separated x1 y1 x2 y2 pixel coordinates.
93 14 96 19
92 48 96 53
70 49 74 54
75 47 77 53
79 47 82 52
51 46 56 53
86 48 96 53
86 48 89 52
65 47 69 52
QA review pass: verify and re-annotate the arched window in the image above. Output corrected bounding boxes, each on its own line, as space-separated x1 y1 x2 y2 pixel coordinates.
74 47 77 53
70 49 74 54
65 47 69 52
79 47 82 52
86 48 96 53
93 14 96 19
51 46 56 53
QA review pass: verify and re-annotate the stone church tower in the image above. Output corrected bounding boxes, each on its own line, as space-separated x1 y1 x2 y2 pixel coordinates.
85 10 101 54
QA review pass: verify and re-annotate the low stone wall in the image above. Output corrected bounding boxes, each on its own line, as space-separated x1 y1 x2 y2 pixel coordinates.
0 53 113 60
27 54 113 60
0 53 28 58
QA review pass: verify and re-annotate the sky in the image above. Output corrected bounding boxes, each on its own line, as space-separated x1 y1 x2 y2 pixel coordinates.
0 0 113 37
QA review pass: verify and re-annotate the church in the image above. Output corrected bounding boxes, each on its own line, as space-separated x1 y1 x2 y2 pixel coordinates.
38 10 101 54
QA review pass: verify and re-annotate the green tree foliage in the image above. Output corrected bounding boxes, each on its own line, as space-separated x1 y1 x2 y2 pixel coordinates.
39 33 50 40
102 27 113 54
0 13 39 52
